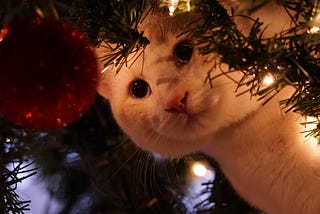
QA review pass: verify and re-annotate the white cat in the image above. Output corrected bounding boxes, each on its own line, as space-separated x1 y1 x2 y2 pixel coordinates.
97 2 320 214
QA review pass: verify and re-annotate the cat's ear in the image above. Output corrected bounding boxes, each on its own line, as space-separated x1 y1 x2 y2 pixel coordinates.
97 69 112 99
96 43 112 99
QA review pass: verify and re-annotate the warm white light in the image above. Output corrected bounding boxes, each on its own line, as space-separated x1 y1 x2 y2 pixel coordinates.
185 161 215 210
168 0 179 16
308 9 320 34
192 162 207 177
308 26 320 34
186 0 191 11
262 74 275 86
169 6 176 16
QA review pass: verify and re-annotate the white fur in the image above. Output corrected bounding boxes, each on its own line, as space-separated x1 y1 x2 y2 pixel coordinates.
98 3 320 213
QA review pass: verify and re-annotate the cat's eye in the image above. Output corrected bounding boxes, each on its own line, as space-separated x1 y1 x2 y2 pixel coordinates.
173 40 194 64
129 79 151 99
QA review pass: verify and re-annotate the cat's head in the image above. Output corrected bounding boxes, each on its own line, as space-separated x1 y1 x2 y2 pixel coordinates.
97 10 261 158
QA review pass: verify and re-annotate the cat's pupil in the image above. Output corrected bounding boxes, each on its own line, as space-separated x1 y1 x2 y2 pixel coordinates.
130 79 151 99
173 40 194 64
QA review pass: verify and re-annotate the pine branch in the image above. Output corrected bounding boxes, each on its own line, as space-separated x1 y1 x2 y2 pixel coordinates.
1 157 37 213
183 0 320 137
55 0 153 72
0 117 42 214
4 164 37 213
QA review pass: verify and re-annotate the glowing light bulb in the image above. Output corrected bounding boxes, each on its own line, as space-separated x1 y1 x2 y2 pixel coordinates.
169 6 176 16
308 26 320 34
168 0 179 16
192 162 207 177
186 0 191 12
308 7 320 34
262 74 275 87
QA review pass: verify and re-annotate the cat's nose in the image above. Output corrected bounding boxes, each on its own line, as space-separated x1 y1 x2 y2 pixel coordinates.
165 92 188 113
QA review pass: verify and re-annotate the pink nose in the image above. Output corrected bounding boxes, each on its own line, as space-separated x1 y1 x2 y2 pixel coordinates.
165 92 188 113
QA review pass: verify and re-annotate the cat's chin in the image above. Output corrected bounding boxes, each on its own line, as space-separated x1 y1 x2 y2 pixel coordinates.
125 114 224 158
151 111 204 136
131 129 213 159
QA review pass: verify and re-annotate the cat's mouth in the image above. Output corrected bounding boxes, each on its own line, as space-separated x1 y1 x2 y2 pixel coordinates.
165 108 190 115
150 107 210 139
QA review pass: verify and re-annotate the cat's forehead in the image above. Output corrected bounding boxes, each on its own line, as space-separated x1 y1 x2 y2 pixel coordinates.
139 10 198 43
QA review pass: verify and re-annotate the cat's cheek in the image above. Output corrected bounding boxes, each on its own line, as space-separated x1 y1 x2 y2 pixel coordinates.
115 101 149 128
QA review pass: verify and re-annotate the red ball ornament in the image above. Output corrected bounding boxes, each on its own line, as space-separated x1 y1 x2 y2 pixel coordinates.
0 17 99 129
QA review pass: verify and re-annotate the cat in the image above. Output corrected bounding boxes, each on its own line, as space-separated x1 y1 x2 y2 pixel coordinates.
97 2 320 214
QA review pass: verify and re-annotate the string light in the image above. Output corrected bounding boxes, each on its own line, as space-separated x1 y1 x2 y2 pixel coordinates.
308 26 320 34
308 2 320 34
262 73 275 87
167 0 191 16
191 162 208 177
168 0 179 16
186 0 191 12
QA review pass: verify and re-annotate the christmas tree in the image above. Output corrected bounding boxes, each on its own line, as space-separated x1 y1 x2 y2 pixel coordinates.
1 0 319 213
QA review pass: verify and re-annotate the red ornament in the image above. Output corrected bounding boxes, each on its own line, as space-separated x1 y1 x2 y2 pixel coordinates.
0 17 99 129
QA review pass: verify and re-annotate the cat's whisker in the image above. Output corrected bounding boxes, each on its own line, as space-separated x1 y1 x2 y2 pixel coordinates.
107 137 131 153
148 129 162 147
133 150 150 194
132 149 162 208
148 154 161 201
153 109 166 130
107 146 141 181
143 153 154 195
210 81 238 92
134 143 166 202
